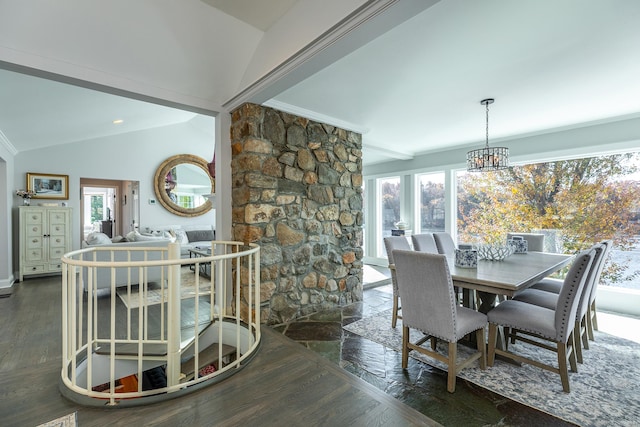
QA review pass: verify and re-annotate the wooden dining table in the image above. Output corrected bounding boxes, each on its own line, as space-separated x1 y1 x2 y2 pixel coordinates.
447 251 574 348
447 251 574 303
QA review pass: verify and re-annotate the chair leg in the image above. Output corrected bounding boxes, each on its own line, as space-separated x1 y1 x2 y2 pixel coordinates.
392 293 399 328
430 336 437 350
447 341 457 393
581 316 590 350
476 328 487 370
573 321 583 364
487 323 497 366
592 300 598 330
568 332 578 373
586 309 595 341
557 342 571 393
402 326 409 369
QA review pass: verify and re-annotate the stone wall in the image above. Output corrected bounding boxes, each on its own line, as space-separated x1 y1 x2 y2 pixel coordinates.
231 103 363 324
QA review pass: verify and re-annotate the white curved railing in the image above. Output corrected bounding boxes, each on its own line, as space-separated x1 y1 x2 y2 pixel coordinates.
60 241 260 406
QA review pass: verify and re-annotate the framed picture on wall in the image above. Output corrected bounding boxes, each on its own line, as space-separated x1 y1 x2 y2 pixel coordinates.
27 172 69 200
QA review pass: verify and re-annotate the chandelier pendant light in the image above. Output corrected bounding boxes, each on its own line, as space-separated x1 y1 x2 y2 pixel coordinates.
466 98 509 172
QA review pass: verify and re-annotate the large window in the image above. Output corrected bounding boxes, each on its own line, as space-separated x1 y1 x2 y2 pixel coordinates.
378 176 400 257
456 153 640 289
416 173 445 233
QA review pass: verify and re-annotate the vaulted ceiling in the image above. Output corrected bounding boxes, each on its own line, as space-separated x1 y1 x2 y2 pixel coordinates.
1 0 639 166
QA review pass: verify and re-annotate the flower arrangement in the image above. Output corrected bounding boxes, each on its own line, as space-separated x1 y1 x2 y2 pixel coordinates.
16 189 36 199
16 189 36 205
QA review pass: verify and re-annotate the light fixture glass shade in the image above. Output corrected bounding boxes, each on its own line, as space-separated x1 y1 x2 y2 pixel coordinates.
466 146 509 171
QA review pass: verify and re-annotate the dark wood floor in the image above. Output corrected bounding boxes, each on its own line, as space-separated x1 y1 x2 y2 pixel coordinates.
0 276 439 427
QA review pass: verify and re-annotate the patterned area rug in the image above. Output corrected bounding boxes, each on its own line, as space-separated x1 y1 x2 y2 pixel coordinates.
37 412 77 427
344 310 640 427
117 271 211 309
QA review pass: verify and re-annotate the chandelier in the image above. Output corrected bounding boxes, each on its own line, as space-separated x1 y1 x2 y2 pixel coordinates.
466 98 509 172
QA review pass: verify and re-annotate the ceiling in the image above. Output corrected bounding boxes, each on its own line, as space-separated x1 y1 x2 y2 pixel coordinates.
2 1 640 166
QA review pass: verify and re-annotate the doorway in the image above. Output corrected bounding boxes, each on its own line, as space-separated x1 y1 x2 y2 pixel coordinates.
80 178 140 243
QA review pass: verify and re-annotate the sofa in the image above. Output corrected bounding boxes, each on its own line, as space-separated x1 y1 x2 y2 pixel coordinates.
80 239 171 291
80 224 215 290
141 224 215 258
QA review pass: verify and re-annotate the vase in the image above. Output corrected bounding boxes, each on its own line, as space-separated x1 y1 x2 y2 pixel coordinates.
23 198 30 206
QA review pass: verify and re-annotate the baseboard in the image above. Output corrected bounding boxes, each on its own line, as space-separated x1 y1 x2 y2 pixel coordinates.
0 275 16 297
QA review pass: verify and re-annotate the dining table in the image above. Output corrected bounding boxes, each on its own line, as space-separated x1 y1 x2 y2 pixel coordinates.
447 251 574 311
447 250 574 349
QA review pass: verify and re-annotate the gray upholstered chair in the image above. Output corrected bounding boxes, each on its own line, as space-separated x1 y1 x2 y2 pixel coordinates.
512 243 606 364
411 233 438 253
487 249 595 393
507 232 545 252
519 241 612 357
433 232 456 255
383 236 412 328
393 250 487 393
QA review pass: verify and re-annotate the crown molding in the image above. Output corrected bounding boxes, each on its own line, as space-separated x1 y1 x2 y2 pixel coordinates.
0 129 18 156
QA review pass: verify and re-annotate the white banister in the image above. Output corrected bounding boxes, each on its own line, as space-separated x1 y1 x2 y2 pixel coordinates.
60 241 260 406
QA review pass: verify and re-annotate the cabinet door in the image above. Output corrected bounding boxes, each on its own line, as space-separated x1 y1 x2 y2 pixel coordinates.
47 209 70 262
22 208 45 263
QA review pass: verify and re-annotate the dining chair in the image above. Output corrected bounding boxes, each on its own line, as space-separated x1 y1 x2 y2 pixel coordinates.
528 240 612 343
487 249 595 393
433 232 456 255
512 243 606 364
383 236 412 328
411 233 438 253
507 232 545 252
393 250 487 392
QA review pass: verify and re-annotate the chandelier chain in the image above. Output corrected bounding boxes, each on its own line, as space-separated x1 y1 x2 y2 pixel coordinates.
485 101 490 149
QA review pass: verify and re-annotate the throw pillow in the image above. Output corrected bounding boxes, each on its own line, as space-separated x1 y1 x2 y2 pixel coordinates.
172 228 189 245
132 230 176 242
86 232 112 245
186 229 215 242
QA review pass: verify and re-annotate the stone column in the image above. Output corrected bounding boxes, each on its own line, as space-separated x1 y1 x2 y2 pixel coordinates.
231 104 363 324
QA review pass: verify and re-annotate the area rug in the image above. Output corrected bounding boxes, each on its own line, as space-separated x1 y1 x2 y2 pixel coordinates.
344 309 640 427
117 271 211 309
37 412 77 427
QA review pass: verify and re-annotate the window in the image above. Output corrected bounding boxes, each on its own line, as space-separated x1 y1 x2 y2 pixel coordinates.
416 172 445 233
378 176 400 257
456 153 640 289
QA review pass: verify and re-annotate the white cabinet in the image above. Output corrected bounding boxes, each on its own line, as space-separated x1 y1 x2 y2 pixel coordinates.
18 206 72 281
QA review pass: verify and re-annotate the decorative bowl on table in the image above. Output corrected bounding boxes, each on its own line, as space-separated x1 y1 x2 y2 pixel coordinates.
476 244 515 261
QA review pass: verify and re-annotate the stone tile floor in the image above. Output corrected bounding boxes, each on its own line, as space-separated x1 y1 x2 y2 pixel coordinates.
271 281 576 427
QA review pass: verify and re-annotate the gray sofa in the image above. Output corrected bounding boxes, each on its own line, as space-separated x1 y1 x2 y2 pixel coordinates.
142 224 215 258
80 239 171 291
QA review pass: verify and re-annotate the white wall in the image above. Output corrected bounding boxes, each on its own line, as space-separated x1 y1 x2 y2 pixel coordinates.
0 142 15 289
12 118 216 263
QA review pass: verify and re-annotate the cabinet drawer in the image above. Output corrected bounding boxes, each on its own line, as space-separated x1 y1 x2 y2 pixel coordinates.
26 225 43 237
23 264 46 274
49 247 66 259
49 211 68 225
25 212 43 224
50 224 67 235
26 249 43 262
48 263 63 272
26 236 43 249
49 236 66 248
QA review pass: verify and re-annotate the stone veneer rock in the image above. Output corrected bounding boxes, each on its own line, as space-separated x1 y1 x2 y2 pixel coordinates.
231 103 363 324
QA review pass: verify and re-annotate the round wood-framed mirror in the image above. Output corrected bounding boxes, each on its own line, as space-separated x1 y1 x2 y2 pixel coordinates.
153 154 215 217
